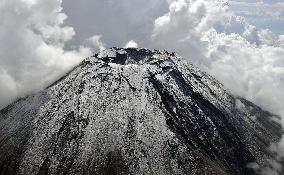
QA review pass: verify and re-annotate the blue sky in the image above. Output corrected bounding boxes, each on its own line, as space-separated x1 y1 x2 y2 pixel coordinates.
229 0 284 34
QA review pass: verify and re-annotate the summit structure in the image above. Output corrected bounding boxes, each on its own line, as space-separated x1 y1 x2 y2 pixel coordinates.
0 48 281 175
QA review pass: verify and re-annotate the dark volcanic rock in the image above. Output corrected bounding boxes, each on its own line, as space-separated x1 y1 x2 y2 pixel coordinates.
0 48 282 175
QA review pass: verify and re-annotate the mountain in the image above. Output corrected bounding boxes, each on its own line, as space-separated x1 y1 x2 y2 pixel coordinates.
0 48 282 175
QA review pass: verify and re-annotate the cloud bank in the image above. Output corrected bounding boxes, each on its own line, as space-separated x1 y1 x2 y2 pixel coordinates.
152 0 284 116
0 0 91 108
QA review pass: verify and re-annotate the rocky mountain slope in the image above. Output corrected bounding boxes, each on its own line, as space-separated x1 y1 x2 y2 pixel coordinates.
0 48 282 175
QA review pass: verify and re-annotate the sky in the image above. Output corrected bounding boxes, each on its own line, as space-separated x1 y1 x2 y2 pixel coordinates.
229 0 284 34
61 0 284 48
0 0 284 174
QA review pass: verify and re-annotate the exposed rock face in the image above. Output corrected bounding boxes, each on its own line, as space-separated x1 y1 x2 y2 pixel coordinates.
0 48 282 175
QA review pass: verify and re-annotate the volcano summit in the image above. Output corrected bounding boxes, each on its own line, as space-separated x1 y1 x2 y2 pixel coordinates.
0 48 282 175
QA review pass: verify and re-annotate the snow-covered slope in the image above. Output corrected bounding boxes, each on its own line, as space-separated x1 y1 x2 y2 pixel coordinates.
0 48 282 175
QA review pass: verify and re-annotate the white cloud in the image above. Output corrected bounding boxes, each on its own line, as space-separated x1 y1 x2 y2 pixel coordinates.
151 0 284 116
0 0 91 108
87 35 105 51
125 40 139 48
202 30 284 116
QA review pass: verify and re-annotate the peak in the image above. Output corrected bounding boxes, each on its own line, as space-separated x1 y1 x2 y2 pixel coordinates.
1 47 281 175
90 47 177 65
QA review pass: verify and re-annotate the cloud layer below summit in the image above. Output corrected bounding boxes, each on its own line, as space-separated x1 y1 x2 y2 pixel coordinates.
0 0 91 108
